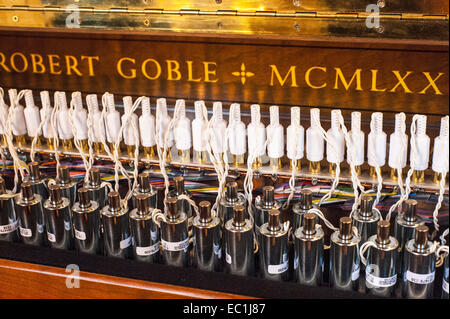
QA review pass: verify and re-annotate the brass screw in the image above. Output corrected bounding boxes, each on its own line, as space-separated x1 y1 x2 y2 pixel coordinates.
13 16 19 22
144 19 150 26
377 0 386 8
293 0 301 7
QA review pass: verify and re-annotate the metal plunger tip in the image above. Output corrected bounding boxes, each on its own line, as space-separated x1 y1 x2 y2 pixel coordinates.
174 176 185 195
199 201 212 223
28 161 40 180
263 186 275 207
376 220 390 244
404 199 417 221
339 217 353 239
108 191 121 211
166 196 179 219
268 209 281 231
360 195 374 216
78 187 91 208
89 168 101 186
415 225 429 247
303 213 316 234
300 189 313 210
136 193 149 215
155 184 165 210
226 182 238 201
58 165 71 184
48 184 62 204
138 172 150 192
232 204 245 226
21 181 34 200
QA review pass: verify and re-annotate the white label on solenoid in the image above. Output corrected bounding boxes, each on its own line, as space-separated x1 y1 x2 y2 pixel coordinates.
406 271 435 285
226 252 232 264
74 229 86 241
443 279 449 294
120 236 132 249
136 242 160 256
161 238 189 252
352 264 360 281
213 243 222 259
19 227 32 238
47 232 56 243
268 260 289 275
366 272 397 288
0 220 18 234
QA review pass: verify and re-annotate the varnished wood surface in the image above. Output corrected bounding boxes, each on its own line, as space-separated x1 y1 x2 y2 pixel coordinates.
0 27 447 116
0 259 252 299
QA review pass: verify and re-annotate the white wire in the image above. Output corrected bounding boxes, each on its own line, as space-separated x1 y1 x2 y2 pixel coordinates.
367 118 384 211
69 93 90 176
155 100 183 212
431 171 447 233
118 97 144 208
4 89 29 192
360 240 378 266
311 110 341 207
338 113 369 217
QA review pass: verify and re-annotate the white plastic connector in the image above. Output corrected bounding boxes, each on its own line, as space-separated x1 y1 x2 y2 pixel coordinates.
39 91 55 139
192 101 208 152
104 93 122 144
139 97 156 148
410 115 430 171
23 89 41 138
247 104 266 157
306 108 324 162
173 99 192 151
388 113 408 170
347 112 365 166
228 103 246 156
286 107 304 160
71 92 88 140
86 94 105 143
368 112 387 167
121 96 139 146
326 110 345 164
155 98 174 148
266 105 284 159
8 89 27 136
432 116 449 174
211 102 227 154
55 91 73 140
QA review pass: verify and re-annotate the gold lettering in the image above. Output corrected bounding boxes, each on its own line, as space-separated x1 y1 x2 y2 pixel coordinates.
370 69 386 92
65 55 82 76
10 52 28 73
186 61 201 82
334 68 362 91
0 52 11 72
117 57 136 79
166 60 181 81
48 54 62 75
142 58 161 80
390 71 413 93
419 72 444 95
81 56 99 77
305 66 326 89
203 62 218 83
270 65 298 87
30 54 46 74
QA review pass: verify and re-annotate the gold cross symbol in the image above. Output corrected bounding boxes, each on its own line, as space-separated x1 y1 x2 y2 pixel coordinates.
232 63 255 85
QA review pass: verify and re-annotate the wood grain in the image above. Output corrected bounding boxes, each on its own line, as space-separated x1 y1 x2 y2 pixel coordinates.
0 259 252 299
0 27 447 116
